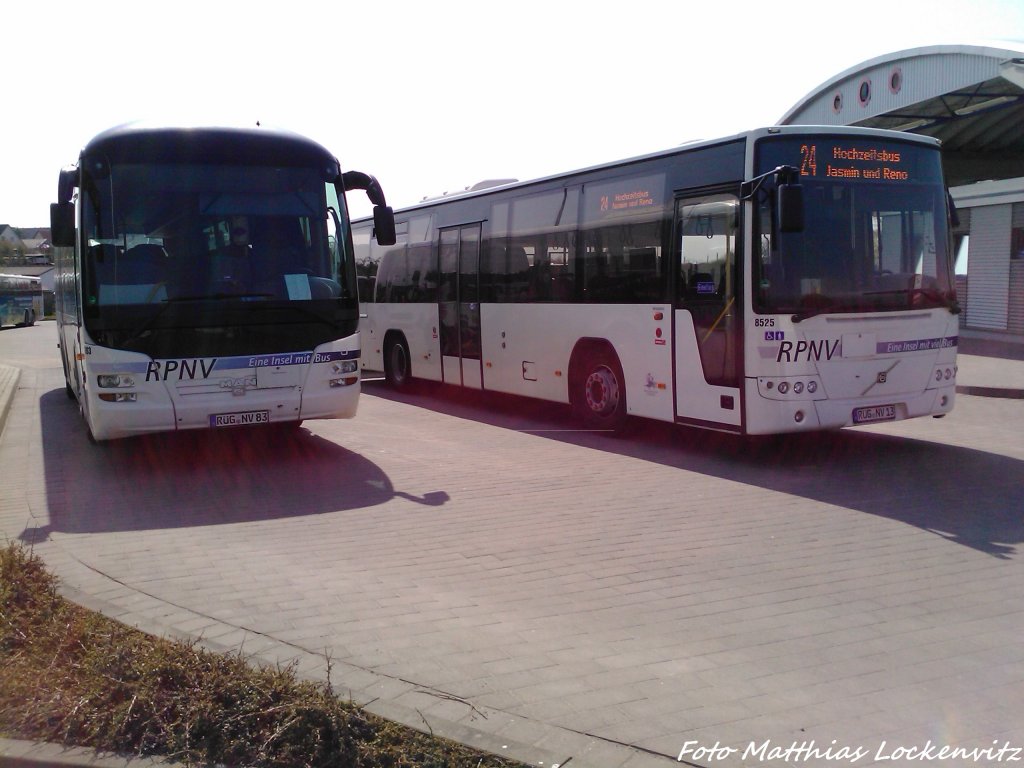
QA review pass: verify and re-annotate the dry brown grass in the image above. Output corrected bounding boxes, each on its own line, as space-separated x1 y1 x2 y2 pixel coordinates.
0 542 526 767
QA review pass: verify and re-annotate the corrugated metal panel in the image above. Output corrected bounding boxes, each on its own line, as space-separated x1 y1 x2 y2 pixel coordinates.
966 205 1010 330
1010 261 1024 334
1012 204 1024 333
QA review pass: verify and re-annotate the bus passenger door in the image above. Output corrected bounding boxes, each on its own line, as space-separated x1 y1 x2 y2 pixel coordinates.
439 224 482 389
673 193 742 429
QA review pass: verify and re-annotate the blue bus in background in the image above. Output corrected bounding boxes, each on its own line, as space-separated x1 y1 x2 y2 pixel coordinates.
0 273 42 328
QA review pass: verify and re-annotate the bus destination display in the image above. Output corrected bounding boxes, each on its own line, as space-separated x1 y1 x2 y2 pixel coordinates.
757 136 942 186
800 144 909 182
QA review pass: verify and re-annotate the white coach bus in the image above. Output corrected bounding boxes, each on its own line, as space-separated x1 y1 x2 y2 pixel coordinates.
355 126 960 436
50 122 395 441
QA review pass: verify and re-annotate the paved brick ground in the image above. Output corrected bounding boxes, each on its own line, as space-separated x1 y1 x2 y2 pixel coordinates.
2 324 1023 768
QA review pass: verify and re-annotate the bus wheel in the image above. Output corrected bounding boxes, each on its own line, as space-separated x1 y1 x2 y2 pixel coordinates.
63 366 76 400
384 335 412 390
574 348 628 432
80 395 99 444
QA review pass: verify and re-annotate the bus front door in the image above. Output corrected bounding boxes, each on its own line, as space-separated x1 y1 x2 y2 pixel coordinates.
673 193 742 430
439 224 482 389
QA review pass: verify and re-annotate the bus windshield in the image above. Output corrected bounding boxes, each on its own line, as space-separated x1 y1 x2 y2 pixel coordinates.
79 161 355 355
753 137 956 317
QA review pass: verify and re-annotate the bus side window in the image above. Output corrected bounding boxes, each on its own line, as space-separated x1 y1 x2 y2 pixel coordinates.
481 243 530 302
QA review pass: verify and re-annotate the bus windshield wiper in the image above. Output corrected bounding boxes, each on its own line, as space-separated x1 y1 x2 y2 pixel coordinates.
791 298 841 323
116 293 276 348
791 306 830 323
793 288 961 322
164 292 275 302
791 300 864 323
863 288 962 314
115 300 177 349
267 301 340 325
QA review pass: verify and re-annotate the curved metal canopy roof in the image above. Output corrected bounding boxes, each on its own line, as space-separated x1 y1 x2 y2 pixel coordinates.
780 43 1024 186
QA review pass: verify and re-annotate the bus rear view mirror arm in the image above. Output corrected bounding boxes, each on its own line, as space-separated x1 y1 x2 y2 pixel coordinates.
342 170 397 245
51 165 78 247
741 164 804 234
58 166 78 203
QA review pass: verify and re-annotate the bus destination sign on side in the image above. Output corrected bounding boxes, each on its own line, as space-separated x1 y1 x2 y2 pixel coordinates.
587 172 666 223
800 143 910 182
601 189 655 213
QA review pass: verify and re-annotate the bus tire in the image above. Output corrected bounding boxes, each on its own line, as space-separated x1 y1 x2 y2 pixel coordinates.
383 333 412 390
573 345 628 432
62 359 76 400
81 398 99 444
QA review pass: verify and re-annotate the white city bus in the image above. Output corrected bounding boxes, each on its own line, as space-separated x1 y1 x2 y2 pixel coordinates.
0 274 42 328
355 126 959 435
50 122 395 441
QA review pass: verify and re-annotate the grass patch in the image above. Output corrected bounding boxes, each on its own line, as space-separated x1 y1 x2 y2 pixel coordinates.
0 542 527 767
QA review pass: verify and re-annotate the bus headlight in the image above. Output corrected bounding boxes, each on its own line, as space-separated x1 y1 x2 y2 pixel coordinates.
331 360 358 375
97 374 135 388
329 359 359 387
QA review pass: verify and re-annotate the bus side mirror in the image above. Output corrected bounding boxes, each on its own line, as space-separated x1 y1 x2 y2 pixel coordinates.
373 205 396 246
50 202 75 247
776 182 804 233
57 166 77 203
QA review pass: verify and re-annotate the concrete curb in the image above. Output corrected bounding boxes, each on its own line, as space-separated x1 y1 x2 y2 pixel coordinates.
0 737 179 768
0 364 20 440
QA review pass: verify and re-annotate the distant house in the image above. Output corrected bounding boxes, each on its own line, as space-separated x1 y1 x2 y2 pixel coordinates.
22 238 52 263
0 224 52 265
0 224 20 247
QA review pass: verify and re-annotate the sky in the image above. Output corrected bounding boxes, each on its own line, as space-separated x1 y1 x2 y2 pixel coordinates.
2 0 1023 227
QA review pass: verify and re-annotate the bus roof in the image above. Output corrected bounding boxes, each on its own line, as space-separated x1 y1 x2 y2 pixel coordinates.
79 122 340 170
354 124 942 221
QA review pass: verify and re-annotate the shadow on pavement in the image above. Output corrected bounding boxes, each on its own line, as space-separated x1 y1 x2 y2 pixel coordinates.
365 380 1024 560
27 388 448 540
